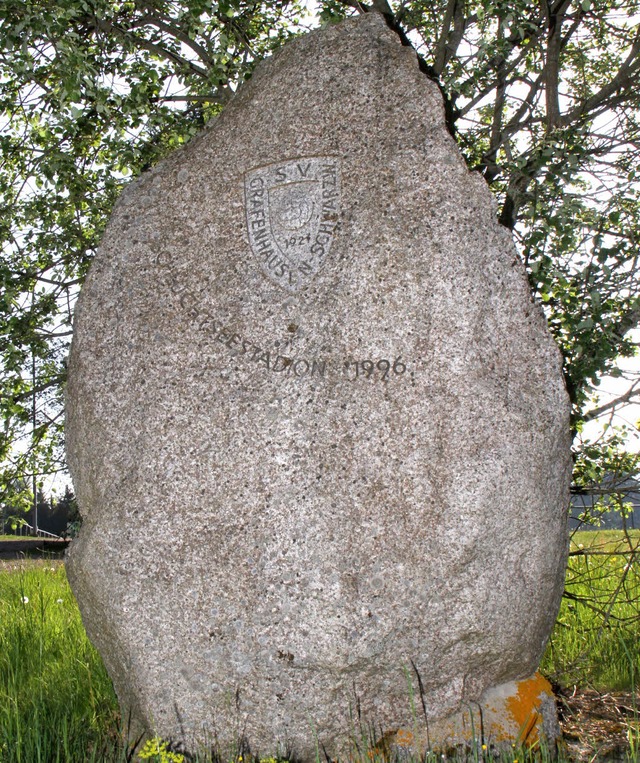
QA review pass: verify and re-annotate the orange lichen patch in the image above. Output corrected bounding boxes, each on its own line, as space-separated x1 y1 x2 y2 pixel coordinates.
394 729 414 748
503 672 554 745
368 728 414 759
370 674 559 757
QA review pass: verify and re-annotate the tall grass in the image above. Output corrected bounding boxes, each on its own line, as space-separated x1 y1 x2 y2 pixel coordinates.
542 530 640 690
1 532 639 762
0 561 125 762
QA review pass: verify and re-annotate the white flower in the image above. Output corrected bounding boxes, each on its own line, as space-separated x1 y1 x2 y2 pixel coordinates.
21 596 29 604
56 598 63 604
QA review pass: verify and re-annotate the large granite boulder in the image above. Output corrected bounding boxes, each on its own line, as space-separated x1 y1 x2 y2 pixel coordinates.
66 12 571 760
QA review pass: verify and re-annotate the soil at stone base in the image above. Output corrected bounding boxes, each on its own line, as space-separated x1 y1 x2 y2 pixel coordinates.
557 687 640 761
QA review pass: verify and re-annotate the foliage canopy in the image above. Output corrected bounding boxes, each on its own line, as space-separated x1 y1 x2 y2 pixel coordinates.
1 0 639 509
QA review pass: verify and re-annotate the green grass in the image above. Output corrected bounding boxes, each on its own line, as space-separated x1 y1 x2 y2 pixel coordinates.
541 529 640 691
0 561 125 762
1 532 639 762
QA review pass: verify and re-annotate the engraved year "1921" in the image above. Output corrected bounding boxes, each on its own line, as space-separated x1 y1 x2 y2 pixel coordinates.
344 357 407 381
283 233 311 249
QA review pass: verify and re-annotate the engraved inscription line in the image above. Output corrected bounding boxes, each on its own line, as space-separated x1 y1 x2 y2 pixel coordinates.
177 290 326 379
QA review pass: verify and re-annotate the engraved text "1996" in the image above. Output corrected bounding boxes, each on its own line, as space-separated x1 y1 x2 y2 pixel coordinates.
344 358 406 381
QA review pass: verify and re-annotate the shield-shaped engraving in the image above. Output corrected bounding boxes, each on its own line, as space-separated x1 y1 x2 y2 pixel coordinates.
245 157 341 292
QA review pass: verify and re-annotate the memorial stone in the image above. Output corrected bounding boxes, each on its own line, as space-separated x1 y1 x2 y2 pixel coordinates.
66 12 572 759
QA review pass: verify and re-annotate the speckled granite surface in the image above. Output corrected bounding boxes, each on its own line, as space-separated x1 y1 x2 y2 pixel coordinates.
66 13 571 759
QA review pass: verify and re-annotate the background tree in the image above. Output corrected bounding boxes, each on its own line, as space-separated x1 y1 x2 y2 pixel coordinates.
1 0 639 513
0 478 32 533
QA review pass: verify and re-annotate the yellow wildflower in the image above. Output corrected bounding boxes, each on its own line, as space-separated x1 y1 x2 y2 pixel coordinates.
137 736 184 763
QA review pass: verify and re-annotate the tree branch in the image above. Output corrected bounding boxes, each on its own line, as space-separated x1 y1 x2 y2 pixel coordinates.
3 375 66 406
132 13 215 69
481 19 508 182
157 94 226 103
583 386 640 423
91 16 211 80
540 0 571 131
560 24 640 128
434 0 460 76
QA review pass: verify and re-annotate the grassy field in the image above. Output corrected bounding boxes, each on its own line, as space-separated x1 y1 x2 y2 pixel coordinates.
0 561 124 762
542 529 640 691
0 532 639 762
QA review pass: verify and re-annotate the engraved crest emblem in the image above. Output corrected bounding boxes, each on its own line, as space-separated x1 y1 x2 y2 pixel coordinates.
245 157 341 292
